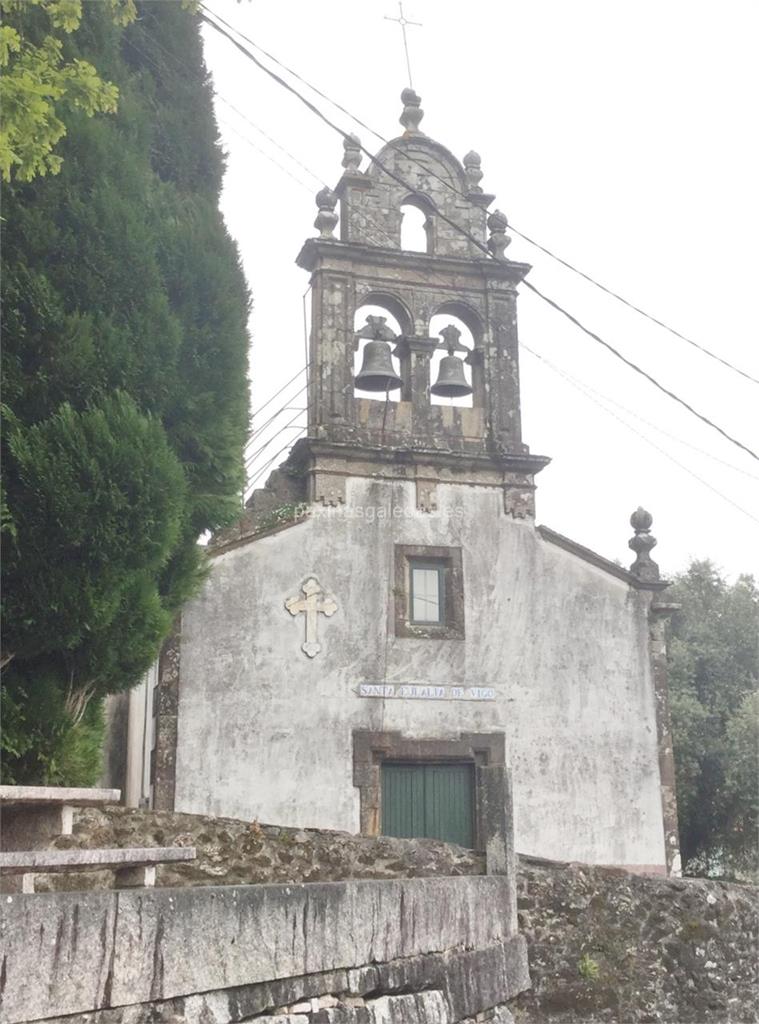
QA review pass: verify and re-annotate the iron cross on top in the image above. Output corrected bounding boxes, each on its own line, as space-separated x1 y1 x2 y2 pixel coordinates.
384 1 422 89
285 577 338 658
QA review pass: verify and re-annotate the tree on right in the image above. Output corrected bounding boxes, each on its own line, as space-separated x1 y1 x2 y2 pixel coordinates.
667 560 758 880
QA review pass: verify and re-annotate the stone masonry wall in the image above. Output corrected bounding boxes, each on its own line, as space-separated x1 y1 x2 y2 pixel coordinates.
32 808 759 1023
1 876 526 1024
39 805 483 891
514 857 758 1024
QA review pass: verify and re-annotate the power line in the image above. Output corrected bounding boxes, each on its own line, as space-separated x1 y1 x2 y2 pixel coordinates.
217 94 326 188
522 345 759 481
521 279 758 463
202 4 759 388
218 115 315 192
250 365 309 422
131 21 482 300
200 9 759 465
245 405 307 466
508 226 759 387
246 389 309 446
245 424 304 468
246 428 307 491
520 343 759 526
140 10 759 517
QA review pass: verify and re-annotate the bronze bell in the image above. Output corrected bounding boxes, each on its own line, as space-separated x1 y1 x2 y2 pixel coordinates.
431 353 472 398
354 340 403 392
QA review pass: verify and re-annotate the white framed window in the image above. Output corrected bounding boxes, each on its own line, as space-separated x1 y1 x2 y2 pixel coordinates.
410 560 444 624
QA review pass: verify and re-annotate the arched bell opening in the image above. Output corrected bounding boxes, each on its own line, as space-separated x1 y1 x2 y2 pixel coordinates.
428 313 475 408
353 303 404 403
400 195 434 254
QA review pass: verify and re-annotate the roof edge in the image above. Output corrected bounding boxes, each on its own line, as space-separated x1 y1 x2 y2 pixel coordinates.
537 525 669 591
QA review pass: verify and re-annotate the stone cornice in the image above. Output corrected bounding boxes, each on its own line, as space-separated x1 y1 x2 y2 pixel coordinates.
296 238 531 285
292 437 550 479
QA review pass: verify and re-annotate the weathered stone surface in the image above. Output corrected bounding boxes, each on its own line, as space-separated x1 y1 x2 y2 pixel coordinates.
0 845 195 873
0 785 121 805
10 853 757 1024
512 856 759 1023
311 992 449 1024
40 805 483 892
0 888 119 1021
171 474 670 873
0 875 514 1022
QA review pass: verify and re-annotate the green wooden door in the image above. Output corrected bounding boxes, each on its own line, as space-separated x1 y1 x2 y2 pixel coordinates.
381 761 474 848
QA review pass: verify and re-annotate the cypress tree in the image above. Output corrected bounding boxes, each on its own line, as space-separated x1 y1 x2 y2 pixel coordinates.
1 2 250 783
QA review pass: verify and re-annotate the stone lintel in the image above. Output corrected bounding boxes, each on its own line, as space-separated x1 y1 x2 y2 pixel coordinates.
394 335 438 357
353 730 507 851
296 238 531 285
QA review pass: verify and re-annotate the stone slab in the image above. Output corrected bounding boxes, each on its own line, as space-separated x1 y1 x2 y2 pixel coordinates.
0 887 119 1022
30 942 529 1024
0 785 121 806
0 846 196 874
0 875 513 1022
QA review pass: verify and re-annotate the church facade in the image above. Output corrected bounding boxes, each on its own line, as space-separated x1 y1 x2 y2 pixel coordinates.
137 91 680 875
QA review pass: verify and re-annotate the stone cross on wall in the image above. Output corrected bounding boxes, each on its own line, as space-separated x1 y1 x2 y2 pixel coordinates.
285 577 338 658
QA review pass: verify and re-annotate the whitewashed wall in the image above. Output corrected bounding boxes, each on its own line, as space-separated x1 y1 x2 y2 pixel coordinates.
174 478 665 870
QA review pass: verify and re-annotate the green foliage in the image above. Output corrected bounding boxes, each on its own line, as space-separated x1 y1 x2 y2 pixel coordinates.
3 394 185 663
1 669 106 785
1 1 250 784
578 954 600 981
667 561 759 879
0 0 136 182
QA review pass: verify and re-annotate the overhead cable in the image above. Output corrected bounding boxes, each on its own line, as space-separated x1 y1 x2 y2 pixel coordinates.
202 4 759 388
521 343 759 526
522 279 758 462
247 428 307 490
522 345 759 481
200 8 759 464
250 365 309 421
510 227 759 386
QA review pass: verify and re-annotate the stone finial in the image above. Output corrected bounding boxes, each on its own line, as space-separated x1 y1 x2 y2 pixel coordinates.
463 151 483 193
400 87 424 135
487 209 511 259
342 133 362 174
629 507 660 582
314 187 338 238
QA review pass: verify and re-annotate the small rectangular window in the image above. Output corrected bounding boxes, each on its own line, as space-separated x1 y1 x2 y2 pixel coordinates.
394 545 464 640
410 561 444 624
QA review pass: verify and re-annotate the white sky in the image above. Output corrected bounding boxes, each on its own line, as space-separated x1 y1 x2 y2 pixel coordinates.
201 0 758 580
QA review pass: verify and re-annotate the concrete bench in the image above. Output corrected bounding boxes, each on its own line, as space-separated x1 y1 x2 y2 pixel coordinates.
0 845 196 893
0 786 121 851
